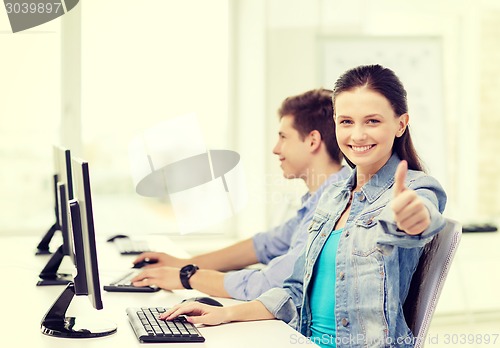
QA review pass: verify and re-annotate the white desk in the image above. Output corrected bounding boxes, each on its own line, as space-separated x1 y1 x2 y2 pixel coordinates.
0 236 311 347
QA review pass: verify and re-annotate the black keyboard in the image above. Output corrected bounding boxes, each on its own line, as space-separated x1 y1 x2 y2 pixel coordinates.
462 223 498 233
103 270 160 292
126 307 205 343
114 238 151 255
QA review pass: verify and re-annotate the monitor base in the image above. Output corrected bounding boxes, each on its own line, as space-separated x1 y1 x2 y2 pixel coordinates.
37 274 72 286
40 283 117 339
41 316 117 338
35 249 53 255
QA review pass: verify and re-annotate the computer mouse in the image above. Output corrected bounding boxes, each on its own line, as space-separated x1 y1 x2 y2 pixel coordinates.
106 234 129 242
182 296 223 307
132 258 158 269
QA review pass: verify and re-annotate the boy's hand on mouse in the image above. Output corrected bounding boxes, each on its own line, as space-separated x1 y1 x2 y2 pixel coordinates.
132 266 183 290
391 160 430 235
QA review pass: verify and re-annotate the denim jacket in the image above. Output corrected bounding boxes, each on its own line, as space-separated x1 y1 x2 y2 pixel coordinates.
225 167 351 300
257 154 447 347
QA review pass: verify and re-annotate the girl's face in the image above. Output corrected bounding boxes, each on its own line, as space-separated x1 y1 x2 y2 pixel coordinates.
334 87 408 176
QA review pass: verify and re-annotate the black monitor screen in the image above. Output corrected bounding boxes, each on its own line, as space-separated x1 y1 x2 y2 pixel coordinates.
57 182 75 263
54 145 74 200
70 157 102 309
36 145 74 255
55 146 74 258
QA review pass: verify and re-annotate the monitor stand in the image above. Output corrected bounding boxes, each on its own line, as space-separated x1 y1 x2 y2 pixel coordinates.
37 245 72 286
36 222 60 255
41 282 117 338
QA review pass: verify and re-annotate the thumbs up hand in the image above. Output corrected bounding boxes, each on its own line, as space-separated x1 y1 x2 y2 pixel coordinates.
391 160 430 235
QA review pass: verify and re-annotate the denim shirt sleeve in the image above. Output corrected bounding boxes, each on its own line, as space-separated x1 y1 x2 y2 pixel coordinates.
254 248 306 329
251 169 350 265
224 225 308 300
252 215 301 265
377 172 447 248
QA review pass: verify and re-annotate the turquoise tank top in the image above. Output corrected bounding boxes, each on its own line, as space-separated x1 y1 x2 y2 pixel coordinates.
309 228 343 348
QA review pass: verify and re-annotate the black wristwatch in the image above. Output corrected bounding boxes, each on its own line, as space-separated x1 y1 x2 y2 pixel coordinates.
179 264 199 289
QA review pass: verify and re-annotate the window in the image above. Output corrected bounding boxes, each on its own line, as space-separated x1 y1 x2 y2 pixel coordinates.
0 1 233 238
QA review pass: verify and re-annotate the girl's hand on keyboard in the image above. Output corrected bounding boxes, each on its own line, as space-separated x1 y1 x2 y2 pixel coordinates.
160 300 274 326
160 302 229 326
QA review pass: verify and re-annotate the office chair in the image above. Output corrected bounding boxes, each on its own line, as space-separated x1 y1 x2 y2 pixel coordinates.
403 218 462 348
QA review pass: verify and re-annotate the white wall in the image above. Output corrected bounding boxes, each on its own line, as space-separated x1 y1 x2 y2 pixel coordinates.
253 0 497 225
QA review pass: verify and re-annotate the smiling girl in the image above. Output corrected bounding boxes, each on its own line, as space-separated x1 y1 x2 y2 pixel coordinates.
160 65 447 348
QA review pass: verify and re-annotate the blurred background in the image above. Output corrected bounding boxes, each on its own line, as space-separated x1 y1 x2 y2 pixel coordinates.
1 0 499 342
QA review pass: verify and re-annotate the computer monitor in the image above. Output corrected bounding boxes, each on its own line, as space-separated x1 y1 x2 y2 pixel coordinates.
41 157 117 338
36 182 74 286
36 145 74 255
36 146 76 285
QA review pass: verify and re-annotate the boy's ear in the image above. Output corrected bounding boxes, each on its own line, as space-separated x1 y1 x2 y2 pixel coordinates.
308 130 322 151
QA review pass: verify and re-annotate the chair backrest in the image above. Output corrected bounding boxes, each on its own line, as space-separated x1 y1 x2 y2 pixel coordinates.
403 218 462 348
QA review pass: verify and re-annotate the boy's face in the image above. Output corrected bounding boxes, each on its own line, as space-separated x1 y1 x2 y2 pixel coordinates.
273 115 312 180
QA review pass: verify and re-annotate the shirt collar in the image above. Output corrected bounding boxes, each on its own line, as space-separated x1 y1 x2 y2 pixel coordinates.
300 166 352 210
338 153 401 203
